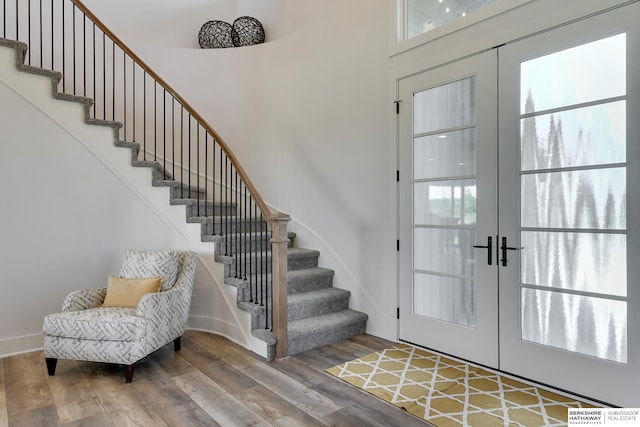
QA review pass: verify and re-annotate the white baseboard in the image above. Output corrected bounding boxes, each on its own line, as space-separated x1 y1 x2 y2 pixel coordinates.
187 315 243 343
0 333 43 358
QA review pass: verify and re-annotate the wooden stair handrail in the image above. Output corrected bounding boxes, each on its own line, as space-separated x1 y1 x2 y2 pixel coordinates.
71 0 273 219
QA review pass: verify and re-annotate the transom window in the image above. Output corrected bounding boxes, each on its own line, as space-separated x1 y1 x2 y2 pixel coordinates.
399 0 503 41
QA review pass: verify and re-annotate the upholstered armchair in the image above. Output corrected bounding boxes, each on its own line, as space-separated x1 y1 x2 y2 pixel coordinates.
42 250 197 383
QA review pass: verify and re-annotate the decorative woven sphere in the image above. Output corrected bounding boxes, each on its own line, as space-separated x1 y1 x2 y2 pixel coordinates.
199 20 234 49
231 16 265 47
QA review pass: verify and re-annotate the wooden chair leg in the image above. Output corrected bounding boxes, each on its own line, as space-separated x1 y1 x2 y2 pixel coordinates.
45 358 57 376
124 363 135 383
174 336 182 352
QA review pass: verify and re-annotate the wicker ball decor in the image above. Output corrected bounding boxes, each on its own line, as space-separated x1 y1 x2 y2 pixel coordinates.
231 16 265 47
198 20 234 49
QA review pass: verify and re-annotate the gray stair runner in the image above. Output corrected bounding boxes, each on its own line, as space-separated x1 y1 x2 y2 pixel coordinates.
1 37 368 360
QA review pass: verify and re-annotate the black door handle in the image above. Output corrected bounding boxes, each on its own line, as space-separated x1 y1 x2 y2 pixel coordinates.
500 236 518 267
473 236 492 265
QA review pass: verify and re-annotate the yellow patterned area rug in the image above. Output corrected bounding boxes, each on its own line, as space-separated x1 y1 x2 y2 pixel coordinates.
326 344 597 426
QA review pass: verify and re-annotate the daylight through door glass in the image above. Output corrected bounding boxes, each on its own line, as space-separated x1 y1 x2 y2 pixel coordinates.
413 77 478 327
519 34 627 363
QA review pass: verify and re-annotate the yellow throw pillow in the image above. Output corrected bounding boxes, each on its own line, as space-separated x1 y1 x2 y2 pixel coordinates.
102 276 163 307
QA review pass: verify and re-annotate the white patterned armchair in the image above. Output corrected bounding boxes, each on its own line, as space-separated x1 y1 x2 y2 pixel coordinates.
42 250 197 382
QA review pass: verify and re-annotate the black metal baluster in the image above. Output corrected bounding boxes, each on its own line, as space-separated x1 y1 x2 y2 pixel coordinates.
27 0 30 64
170 99 175 179
162 88 167 178
171 100 175 178
214 137 216 226
132 61 135 140
62 0 65 91
39 0 42 67
83 14 86 96
237 178 243 279
50 0 53 70
224 157 229 255
111 40 114 120
123 52 126 138
258 213 262 307
153 81 157 159
92 23 96 118
196 122 200 213
228 158 232 256
72 4 75 94
236 178 247 279
204 133 208 217
188 116 192 195
180 106 184 196
143 71 146 158
163 90 167 173
251 200 257 303
101 32 105 119
260 215 269 310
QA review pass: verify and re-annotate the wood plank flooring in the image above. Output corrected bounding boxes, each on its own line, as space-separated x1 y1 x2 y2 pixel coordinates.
0 332 432 426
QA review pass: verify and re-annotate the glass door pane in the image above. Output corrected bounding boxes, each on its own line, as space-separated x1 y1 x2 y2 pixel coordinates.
518 33 627 363
412 77 478 328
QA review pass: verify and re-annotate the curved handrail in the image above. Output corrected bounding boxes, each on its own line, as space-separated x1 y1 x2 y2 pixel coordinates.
70 0 272 219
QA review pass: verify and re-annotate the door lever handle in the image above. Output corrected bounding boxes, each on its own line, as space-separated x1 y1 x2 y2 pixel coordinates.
500 236 519 267
473 236 492 265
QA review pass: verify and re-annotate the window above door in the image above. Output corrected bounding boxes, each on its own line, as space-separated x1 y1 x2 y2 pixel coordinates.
394 0 532 54
403 0 503 40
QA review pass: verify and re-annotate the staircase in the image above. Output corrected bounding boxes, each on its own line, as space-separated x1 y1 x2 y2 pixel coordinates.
177 185 368 358
0 36 367 360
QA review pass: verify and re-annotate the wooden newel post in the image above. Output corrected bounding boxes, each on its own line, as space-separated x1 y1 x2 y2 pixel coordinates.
269 212 290 359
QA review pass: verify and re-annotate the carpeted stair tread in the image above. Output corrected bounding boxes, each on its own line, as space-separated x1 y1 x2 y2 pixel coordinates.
288 288 351 321
201 230 293 241
198 216 268 234
287 309 368 355
288 287 350 305
223 267 334 296
203 231 295 251
222 247 321 277
287 248 320 270
287 268 334 294
288 309 368 337
184 200 237 216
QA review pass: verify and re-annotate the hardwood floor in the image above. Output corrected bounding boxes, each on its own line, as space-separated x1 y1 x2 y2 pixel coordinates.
0 332 432 426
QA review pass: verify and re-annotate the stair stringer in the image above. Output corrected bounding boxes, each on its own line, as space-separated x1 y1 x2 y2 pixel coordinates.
0 39 270 359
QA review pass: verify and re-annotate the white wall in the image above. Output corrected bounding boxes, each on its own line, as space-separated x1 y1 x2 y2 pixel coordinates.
77 0 631 344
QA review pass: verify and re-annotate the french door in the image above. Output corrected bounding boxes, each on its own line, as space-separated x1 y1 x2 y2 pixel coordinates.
398 51 499 367
398 2 640 406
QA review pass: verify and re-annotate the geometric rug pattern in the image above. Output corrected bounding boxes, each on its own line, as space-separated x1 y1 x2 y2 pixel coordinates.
326 343 597 426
